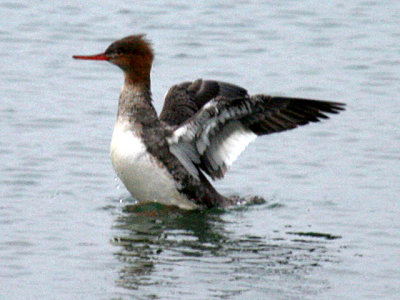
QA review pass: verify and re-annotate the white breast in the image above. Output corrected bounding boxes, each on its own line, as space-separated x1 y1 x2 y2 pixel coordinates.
110 120 198 209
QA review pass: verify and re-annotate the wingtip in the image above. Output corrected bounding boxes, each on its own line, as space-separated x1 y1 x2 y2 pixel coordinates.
329 102 347 114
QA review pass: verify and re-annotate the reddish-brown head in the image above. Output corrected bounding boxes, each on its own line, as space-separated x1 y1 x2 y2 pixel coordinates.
73 35 154 85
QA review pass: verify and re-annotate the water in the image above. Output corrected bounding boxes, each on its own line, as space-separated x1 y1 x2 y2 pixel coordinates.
1 1 399 299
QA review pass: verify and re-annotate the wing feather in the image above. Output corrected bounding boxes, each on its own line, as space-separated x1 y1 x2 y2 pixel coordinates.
160 79 249 126
165 84 345 179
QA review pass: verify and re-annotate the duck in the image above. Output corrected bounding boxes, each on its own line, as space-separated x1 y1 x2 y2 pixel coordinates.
73 34 345 209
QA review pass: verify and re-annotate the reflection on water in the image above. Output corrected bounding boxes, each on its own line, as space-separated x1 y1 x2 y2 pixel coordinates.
112 202 341 298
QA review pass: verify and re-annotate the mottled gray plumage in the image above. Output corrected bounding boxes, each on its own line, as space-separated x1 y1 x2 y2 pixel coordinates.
160 79 249 126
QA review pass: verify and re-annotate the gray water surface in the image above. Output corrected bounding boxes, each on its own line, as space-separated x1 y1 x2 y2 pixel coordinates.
1 1 400 299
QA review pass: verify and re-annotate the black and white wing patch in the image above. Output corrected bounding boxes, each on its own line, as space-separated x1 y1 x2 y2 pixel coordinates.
167 94 345 180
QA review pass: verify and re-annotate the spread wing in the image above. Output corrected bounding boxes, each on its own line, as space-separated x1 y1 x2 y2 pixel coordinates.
160 79 249 126
166 92 345 180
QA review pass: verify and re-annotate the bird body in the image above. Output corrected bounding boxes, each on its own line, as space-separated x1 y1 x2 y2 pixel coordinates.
110 118 197 209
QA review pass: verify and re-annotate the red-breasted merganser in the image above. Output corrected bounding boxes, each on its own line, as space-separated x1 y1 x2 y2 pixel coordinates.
73 34 345 209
